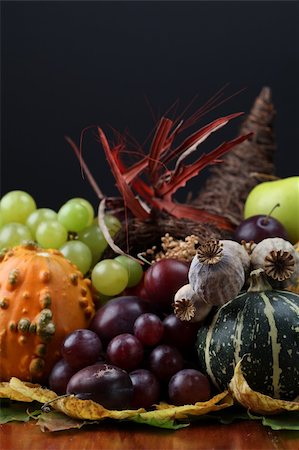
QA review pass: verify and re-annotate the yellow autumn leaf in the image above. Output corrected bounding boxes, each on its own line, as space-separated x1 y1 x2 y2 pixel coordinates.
138 391 233 421
0 381 33 402
53 395 146 421
9 377 57 404
5 377 233 422
229 358 299 415
8 377 145 420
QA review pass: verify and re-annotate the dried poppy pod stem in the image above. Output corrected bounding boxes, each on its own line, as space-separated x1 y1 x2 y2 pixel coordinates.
173 284 212 322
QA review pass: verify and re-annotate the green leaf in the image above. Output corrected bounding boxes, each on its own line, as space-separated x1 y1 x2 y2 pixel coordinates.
0 401 40 424
261 412 299 431
186 406 250 425
131 414 189 430
216 409 250 424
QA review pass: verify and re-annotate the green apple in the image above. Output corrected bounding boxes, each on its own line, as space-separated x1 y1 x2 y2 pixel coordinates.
244 176 299 244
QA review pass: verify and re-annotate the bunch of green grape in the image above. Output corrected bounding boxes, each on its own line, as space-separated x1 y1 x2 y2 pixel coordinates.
0 190 143 296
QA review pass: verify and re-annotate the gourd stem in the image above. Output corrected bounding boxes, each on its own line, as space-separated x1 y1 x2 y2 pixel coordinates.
247 268 273 292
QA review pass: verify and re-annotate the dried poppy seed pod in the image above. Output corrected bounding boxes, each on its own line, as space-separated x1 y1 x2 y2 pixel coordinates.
188 239 246 306
250 237 298 285
219 239 251 275
173 284 212 323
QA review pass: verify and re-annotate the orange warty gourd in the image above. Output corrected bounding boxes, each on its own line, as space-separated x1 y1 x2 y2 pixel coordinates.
0 243 95 382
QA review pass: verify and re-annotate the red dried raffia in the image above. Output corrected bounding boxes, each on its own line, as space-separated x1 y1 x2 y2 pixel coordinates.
68 99 253 256
158 133 252 200
95 113 250 230
97 127 150 221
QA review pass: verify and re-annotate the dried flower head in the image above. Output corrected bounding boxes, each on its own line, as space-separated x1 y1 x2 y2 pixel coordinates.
153 234 200 262
264 250 295 281
141 234 201 263
196 239 223 264
173 298 196 321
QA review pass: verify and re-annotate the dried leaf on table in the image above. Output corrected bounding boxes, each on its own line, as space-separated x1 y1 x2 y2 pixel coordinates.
6 377 233 424
37 411 99 432
0 381 33 402
139 390 233 421
9 377 57 404
229 358 299 415
8 377 145 421
52 395 145 421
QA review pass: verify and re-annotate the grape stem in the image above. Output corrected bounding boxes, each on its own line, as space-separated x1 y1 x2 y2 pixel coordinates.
41 394 71 413
136 252 153 266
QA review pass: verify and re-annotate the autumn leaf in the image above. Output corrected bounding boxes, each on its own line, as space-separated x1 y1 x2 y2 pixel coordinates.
229 357 299 415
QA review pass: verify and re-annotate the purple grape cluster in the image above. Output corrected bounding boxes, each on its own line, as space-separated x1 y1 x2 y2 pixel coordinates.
48 294 212 409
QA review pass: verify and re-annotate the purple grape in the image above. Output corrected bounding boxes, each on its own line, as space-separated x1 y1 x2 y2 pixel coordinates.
162 314 200 351
133 313 164 347
66 363 133 410
89 296 150 346
144 259 189 311
129 369 160 409
168 369 211 405
148 344 184 382
234 215 289 244
48 359 76 395
61 329 103 370
107 333 144 372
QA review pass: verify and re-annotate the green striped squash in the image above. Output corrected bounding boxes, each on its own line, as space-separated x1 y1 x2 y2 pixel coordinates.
196 289 299 401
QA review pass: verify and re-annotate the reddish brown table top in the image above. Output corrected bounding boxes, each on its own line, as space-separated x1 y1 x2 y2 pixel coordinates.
1 420 299 450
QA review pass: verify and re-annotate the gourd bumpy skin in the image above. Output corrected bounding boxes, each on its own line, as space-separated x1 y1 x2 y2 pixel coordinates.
0 244 95 382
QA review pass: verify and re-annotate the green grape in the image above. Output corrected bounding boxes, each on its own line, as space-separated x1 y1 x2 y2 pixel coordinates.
0 223 32 250
36 220 68 249
0 190 36 224
60 240 92 274
103 214 122 237
68 198 94 226
57 201 90 232
91 259 129 296
26 208 57 238
114 255 143 287
77 223 108 265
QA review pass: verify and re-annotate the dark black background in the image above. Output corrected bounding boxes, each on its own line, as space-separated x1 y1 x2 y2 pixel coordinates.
1 1 299 211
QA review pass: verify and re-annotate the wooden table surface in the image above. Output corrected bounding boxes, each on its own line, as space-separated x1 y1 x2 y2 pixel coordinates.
1 420 299 450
